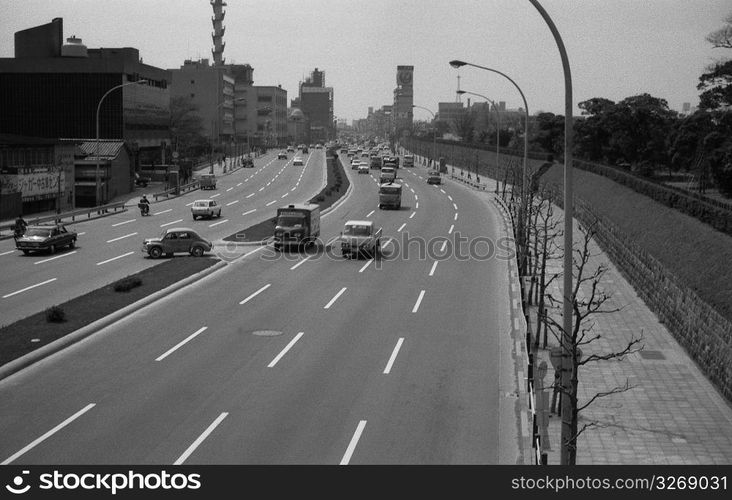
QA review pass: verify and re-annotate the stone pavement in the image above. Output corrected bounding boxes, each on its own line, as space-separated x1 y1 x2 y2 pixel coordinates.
412 152 732 465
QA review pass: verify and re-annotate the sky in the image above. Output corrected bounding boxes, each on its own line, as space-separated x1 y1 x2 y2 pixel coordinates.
1 0 730 123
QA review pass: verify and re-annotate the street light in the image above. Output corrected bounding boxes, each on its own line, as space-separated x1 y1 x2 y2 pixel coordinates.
457 90 501 192
449 59 530 275
412 105 437 167
95 79 148 206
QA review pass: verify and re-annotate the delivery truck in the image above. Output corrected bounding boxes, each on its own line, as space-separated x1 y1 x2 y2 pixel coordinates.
273 203 321 251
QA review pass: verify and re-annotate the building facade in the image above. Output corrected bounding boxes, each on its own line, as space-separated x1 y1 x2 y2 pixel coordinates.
392 65 414 139
299 68 334 143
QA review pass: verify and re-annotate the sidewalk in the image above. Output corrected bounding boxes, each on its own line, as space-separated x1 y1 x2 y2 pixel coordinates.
417 153 732 465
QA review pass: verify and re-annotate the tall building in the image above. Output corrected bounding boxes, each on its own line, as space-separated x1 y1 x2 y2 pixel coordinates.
392 65 414 138
299 68 334 143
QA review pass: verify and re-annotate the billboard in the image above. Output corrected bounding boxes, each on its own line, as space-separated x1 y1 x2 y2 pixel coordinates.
397 66 414 88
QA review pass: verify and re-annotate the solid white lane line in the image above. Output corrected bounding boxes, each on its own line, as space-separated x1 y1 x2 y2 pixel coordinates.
173 412 228 465
156 327 208 361
268 331 305 368
112 219 135 227
265 200 277 206
340 420 367 465
226 200 239 206
242 209 256 216
96 252 134 266
409 211 416 219
226 187 233 192
366 210 375 218
2 278 57 299
106 232 137 243
412 290 426 313
324 287 347 309
1 403 96 465
429 261 438 276
358 259 373 273
240 283 271 305
454 213 458 221
0 250 15 257
161 219 184 227
290 255 312 270
383 338 405 374
448 224 454 234
209 219 229 227
210 193 221 198
154 209 173 215
34 251 78 265
397 223 406 232
246 193 255 198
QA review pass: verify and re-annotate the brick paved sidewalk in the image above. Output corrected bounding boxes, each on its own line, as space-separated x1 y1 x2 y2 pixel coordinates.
534 205 732 465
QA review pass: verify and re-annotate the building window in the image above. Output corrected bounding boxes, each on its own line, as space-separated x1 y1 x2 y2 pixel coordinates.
257 95 272 102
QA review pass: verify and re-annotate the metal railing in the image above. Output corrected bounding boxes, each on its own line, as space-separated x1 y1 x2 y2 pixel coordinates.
151 180 201 201
1 201 127 238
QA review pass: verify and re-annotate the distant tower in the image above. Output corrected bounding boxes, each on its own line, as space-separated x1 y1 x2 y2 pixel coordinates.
456 74 461 102
210 0 226 66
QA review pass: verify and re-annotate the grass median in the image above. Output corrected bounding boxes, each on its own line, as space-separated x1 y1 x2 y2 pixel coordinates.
0 256 220 366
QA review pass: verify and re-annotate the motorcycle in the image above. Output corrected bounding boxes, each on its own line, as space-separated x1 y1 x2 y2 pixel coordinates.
13 225 25 241
138 202 150 216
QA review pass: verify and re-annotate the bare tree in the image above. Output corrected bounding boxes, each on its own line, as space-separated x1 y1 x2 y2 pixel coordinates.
706 12 732 49
544 219 645 464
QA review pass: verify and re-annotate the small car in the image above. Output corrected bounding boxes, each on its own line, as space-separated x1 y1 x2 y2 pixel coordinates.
142 228 213 258
358 164 370 174
243 157 254 168
191 199 222 220
293 156 304 166
16 224 77 255
287 146 295 152
277 151 288 159
351 159 360 170
302 146 309 153
427 170 442 184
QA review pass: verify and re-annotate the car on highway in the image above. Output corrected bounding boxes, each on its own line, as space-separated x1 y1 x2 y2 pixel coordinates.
191 199 222 220
277 151 288 159
293 156 304 166
315 143 323 149
380 166 396 183
142 227 213 258
340 220 382 259
351 159 360 169
287 145 295 152
358 164 370 174
199 173 217 190
427 170 442 184
15 223 77 255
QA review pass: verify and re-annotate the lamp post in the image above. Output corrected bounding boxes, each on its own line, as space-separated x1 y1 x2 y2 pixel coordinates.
457 89 501 191
449 60 529 275
527 0 574 465
412 105 436 167
96 79 147 206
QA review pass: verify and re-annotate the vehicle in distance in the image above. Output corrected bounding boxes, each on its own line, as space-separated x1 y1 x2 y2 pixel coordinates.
358 164 370 174
142 227 213 258
380 166 396 183
378 182 402 209
16 223 77 255
351 159 360 170
427 170 442 184
243 156 254 168
191 199 222 220
273 203 320 251
199 173 217 190
302 145 309 153
315 144 323 149
287 145 295 152
293 156 304 166
340 220 382 259
370 156 382 169
403 154 414 167
277 151 288 159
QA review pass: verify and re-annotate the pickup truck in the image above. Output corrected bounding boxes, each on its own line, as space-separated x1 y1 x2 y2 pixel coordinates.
16 224 77 255
340 220 382 259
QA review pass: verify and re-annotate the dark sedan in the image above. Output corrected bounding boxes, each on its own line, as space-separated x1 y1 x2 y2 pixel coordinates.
16 224 77 255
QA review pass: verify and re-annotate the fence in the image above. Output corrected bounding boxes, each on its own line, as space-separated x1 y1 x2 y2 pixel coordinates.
0 202 127 239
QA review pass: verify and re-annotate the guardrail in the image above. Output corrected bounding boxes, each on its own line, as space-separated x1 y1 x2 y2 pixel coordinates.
151 180 201 201
0 202 127 239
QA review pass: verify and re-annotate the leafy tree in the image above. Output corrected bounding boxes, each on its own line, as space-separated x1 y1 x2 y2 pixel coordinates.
705 11 732 48
450 109 476 142
573 98 615 161
531 112 565 157
697 60 732 111
169 96 205 157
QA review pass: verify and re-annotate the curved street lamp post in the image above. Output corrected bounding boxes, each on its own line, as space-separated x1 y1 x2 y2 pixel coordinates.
456 89 501 192
96 79 148 206
412 105 437 167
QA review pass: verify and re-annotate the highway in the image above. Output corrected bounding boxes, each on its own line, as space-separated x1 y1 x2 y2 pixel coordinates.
0 149 521 464
0 149 326 326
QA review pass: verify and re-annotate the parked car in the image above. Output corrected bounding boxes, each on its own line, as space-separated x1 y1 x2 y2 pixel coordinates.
16 224 77 255
293 156 304 166
191 199 222 220
142 227 213 258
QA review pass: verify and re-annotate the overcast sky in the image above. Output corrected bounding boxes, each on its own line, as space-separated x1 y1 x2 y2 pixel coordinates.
2 0 730 123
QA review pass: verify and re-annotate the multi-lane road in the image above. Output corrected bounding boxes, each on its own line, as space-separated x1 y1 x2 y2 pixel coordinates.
0 148 522 464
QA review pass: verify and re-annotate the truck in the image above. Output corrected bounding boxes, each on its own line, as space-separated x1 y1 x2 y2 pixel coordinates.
402 154 414 167
273 203 320 250
378 182 402 209
370 155 382 169
340 220 382 259
199 173 217 190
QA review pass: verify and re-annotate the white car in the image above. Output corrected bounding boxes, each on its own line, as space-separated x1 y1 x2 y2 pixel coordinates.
293 156 304 166
191 199 222 220
351 159 360 170
358 164 369 174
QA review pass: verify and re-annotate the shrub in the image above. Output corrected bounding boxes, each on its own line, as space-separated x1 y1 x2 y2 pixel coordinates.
114 276 143 292
45 305 66 323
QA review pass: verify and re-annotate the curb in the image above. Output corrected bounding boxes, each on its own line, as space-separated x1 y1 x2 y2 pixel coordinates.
0 259 228 382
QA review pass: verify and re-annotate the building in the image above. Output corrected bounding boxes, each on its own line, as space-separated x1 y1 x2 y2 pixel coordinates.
0 18 170 207
299 68 334 143
392 65 414 138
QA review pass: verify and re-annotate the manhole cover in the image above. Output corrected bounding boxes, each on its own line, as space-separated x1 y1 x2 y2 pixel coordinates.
639 350 666 360
252 330 283 337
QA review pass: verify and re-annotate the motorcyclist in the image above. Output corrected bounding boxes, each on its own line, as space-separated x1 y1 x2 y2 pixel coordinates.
13 214 27 239
138 195 150 216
